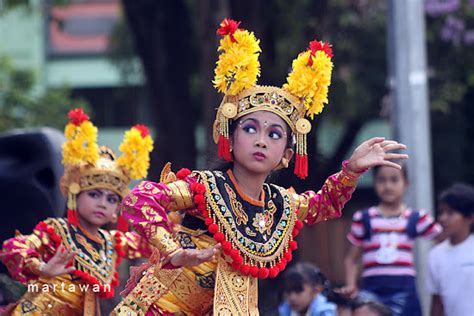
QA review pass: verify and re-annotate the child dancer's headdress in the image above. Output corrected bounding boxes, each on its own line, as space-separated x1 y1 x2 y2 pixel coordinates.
60 108 153 231
213 19 333 179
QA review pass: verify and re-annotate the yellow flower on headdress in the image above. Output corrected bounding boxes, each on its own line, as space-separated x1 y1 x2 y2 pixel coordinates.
117 125 153 180
213 19 261 95
62 108 99 166
284 40 334 119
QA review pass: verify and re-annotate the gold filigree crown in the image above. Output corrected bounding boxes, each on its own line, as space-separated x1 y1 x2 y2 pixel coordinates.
212 19 333 179
60 109 153 204
213 86 309 140
60 147 130 199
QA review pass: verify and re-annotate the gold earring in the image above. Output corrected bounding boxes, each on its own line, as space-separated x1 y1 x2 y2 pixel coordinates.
112 214 118 223
281 158 289 168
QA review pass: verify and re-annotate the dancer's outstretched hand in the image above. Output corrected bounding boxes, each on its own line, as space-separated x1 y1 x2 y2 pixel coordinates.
40 244 77 277
170 244 221 267
347 137 408 173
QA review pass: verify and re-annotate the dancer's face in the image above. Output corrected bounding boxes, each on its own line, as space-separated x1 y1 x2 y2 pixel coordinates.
232 111 293 176
76 189 120 228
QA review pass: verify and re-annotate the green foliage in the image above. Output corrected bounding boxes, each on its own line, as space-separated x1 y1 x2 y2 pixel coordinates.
324 1 388 122
0 55 88 132
425 1 474 112
254 0 388 124
425 1 474 187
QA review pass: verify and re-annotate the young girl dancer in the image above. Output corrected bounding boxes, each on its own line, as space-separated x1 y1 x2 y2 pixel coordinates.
113 19 408 315
1 109 155 315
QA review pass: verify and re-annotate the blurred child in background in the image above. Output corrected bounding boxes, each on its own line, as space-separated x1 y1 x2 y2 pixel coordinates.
427 183 474 316
341 164 442 316
279 262 337 316
352 300 392 316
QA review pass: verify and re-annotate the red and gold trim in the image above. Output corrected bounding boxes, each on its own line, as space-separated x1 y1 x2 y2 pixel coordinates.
176 168 302 279
35 221 125 299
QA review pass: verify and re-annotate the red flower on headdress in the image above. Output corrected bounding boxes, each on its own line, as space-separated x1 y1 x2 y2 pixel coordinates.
133 124 150 138
308 40 333 66
68 108 89 126
309 40 333 58
217 18 241 43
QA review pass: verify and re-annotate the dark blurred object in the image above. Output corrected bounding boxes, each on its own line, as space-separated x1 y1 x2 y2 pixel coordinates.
0 273 26 305
0 128 66 252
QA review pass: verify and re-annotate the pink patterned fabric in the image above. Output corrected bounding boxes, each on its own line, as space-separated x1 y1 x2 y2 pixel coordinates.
0 220 57 283
113 230 154 259
122 182 174 242
304 167 360 225
1 236 42 283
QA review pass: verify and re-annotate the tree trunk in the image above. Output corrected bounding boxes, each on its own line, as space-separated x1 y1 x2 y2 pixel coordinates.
196 0 228 165
122 0 197 177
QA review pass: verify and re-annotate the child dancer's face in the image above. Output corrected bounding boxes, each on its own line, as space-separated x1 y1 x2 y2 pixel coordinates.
232 111 293 176
374 166 407 204
76 189 120 228
438 202 473 240
286 283 320 313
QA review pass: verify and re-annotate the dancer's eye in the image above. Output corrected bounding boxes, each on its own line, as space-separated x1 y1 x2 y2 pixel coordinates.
88 191 100 199
242 124 257 134
269 130 282 140
107 195 120 205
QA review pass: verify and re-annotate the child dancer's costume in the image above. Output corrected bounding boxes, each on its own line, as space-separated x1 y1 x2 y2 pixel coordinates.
1 109 154 315
114 19 362 315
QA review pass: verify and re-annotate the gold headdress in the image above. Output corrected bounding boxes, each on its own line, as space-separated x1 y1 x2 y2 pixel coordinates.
213 19 334 179
61 108 154 230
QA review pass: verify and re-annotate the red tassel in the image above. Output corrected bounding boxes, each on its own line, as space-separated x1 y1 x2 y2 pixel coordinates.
289 240 298 250
292 227 300 238
117 215 129 232
230 249 240 260
208 224 219 234
221 241 232 254
176 168 191 179
294 154 308 179
240 265 251 275
269 266 280 279
218 135 232 161
250 266 259 278
67 209 78 226
232 255 244 266
295 220 304 230
231 261 243 270
284 251 293 262
214 232 225 243
258 267 269 279
194 194 205 205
